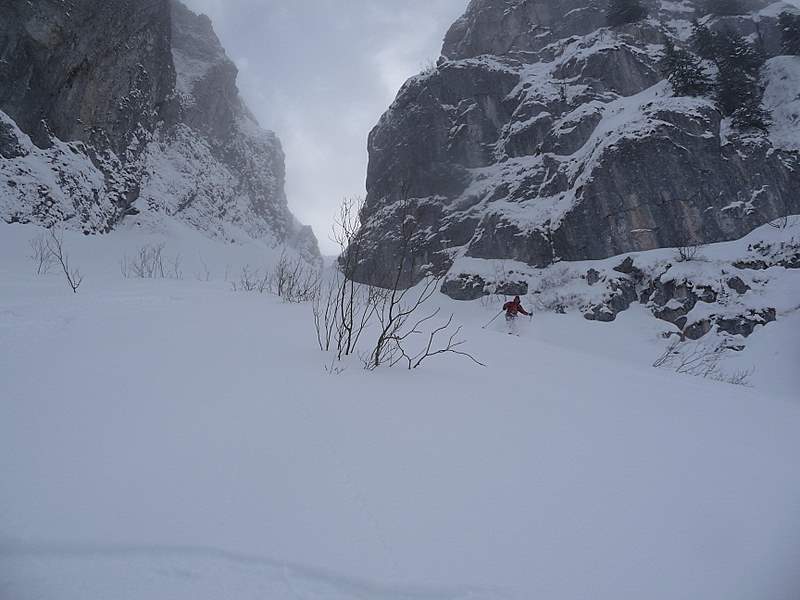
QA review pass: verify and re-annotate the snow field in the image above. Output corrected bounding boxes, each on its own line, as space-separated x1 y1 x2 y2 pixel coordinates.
1 223 799 600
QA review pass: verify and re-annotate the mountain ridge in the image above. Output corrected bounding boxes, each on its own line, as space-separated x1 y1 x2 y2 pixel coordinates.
0 0 319 260
352 0 800 292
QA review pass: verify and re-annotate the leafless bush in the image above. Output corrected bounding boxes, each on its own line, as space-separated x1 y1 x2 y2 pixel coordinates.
120 244 184 279
29 232 55 275
46 228 83 293
365 275 440 370
720 367 756 386
230 265 261 292
768 215 799 230
313 274 340 352
195 257 212 282
653 339 754 386
674 233 705 262
766 199 798 230
363 279 484 371
310 197 378 360
313 271 378 357
324 357 347 376
228 254 320 302
169 254 183 280
364 195 482 370
313 192 483 371
407 312 486 369
268 250 321 303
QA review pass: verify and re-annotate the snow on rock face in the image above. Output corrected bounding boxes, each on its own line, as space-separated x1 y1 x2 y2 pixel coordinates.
354 0 800 290
764 55 800 150
441 219 800 350
0 0 319 260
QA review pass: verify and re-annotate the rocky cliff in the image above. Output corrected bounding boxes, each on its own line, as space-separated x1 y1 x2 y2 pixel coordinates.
354 0 800 291
0 0 318 259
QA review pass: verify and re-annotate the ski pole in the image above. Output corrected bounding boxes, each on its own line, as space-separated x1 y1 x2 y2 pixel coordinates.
482 310 504 329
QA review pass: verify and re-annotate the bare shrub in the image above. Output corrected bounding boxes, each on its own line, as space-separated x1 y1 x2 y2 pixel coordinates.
313 192 483 371
365 275 441 369
121 244 165 279
46 228 83 293
324 357 347 376
363 278 484 371
408 312 486 369
766 199 798 230
674 233 705 262
195 257 212 282
364 195 482 370
228 253 320 302
313 271 378 357
268 250 321 303
653 339 754 386
313 274 340 352
721 367 756 386
310 197 378 360
120 244 183 280
230 265 261 292
169 254 183 280
29 232 55 275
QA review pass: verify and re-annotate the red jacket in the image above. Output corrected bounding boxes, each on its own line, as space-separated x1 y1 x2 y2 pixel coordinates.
503 297 530 317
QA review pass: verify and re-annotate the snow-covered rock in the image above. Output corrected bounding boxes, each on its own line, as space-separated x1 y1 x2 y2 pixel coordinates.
442 219 800 347
353 0 800 289
0 0 319 260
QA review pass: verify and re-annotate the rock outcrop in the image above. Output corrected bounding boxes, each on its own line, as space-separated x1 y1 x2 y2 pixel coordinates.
0 0 318 259
353 0 800 291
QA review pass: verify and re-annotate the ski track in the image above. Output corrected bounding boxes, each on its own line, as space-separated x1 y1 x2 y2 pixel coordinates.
0 543 511 600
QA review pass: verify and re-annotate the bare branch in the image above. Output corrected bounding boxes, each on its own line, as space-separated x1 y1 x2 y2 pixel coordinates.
46 228 83 293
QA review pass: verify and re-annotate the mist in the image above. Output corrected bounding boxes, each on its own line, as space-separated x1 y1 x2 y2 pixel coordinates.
181 0 467 254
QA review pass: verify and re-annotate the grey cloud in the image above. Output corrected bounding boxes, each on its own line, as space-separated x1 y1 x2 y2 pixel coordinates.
182 0 467 253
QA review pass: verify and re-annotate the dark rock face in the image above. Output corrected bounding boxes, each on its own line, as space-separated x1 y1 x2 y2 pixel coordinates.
716 308 777 337
0 0 176 155
584 271 638 322
0 0 318 258
727 276 751 294
0 118 26 159
354 0 800 290
441 274 488 301
440 272 529 300
442 0 608 61
586 268 602 286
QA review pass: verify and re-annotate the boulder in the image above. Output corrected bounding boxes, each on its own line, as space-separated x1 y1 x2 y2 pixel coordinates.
726 276 751 295
441 274 488 301
717 308 777 337
586 268 601 286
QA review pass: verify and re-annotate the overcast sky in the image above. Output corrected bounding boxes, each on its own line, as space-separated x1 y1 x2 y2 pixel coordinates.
182 0 467 253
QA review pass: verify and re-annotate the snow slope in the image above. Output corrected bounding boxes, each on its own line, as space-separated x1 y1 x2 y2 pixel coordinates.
1 223 799 600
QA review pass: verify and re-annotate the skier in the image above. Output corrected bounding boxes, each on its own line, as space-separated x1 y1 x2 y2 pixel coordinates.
502 295 531 334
